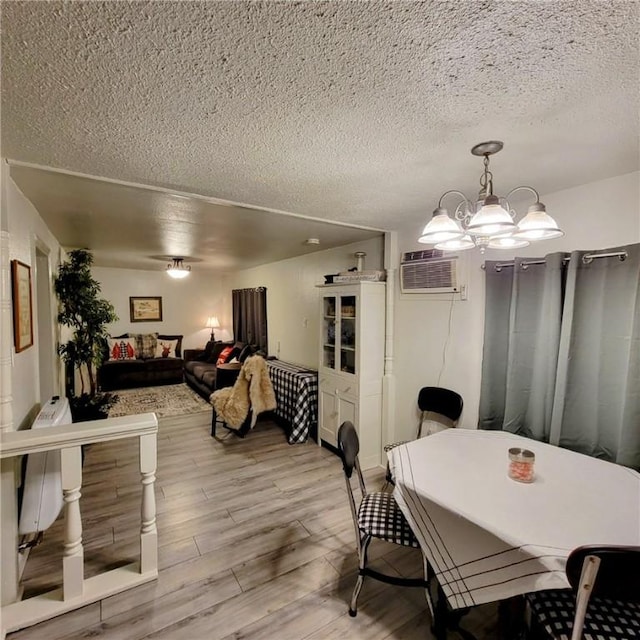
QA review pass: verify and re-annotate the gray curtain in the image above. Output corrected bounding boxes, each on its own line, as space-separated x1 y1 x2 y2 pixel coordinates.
549 245 640 467
232 287 268 353
479 253 565 438
480 244 639 468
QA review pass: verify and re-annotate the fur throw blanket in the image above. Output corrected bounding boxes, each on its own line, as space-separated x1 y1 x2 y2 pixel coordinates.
210 355 277 429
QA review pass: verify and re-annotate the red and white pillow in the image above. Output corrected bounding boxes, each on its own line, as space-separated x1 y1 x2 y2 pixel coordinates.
108 337 136 361
155 339 179 359
216 346 234 364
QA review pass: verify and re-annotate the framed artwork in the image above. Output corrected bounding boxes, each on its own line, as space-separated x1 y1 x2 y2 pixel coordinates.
11 260 34 352
130 296 163 322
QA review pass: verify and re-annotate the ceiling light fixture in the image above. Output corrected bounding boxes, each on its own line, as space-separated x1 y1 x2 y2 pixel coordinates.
166 257 191 279
419 141 564 253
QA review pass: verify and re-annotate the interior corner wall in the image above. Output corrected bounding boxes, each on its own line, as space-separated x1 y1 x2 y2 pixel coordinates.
93 266 231 351
2 167 63 606
392 170 640 443
228 237 385 368
6 173 63 430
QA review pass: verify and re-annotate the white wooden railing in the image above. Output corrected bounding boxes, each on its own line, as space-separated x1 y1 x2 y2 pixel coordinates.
0 413 158 637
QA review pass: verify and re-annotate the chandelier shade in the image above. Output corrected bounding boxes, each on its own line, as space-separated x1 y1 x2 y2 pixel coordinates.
513 203 564 240
418 141 564 252
166 257 191 278
419 208 463 244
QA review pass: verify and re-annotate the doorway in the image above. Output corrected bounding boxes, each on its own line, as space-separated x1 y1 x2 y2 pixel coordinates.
35 246 54 401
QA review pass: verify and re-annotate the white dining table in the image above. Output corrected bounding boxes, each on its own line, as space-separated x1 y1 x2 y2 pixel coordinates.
389 428 640 610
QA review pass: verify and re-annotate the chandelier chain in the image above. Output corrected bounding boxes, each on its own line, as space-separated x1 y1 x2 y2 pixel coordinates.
480 155 493 194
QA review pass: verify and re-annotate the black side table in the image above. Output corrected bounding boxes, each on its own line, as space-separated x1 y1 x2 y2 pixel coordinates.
211 363 242 437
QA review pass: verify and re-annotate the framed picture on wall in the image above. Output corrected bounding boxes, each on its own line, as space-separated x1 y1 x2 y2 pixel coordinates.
130 296 163 322
11 259 34 352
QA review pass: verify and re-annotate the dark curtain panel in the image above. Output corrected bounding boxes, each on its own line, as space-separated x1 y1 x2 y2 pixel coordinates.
232 287 268 353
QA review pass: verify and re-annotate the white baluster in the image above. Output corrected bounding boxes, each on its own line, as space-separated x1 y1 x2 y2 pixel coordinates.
61 446 83 600
139 433 157 574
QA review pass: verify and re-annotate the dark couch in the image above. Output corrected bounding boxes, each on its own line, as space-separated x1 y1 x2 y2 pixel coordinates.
183 341 259 400
98 333 184 391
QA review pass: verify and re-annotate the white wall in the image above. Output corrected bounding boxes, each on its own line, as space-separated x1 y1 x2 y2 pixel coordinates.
7 174 63 429
93 266 232 351
392 170 640 442
2 168 63 606
229 237 384 367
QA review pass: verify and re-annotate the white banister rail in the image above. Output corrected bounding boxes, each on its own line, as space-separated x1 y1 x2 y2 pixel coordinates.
0 413 158 637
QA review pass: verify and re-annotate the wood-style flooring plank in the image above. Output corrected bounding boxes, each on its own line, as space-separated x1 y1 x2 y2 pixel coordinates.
10 407 501 640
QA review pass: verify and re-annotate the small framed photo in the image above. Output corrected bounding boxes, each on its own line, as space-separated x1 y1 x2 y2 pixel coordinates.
130 296 163 323
11 260 34 352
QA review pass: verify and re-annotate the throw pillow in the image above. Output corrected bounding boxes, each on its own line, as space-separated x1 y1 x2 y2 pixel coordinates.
216 346 234 364
108 337 136 361
207 341 233 363
238 344 254 363
155 339 179 358
132 333 158 359
157 334 183 358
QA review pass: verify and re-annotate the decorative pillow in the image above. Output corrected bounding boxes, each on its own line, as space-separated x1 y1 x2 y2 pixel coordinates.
155 339 179 358
132 333 158 359
216 346 234 364
207 341 234 363
238 344 254 363
108 337 136 361
157 334 183 358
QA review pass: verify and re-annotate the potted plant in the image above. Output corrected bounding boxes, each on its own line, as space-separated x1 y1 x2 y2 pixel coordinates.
54 249 118 421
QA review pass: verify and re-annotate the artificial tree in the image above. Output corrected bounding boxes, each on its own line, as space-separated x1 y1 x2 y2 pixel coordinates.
54 249 118 420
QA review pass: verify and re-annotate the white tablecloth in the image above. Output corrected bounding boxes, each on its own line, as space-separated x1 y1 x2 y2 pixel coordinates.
390 429 640 609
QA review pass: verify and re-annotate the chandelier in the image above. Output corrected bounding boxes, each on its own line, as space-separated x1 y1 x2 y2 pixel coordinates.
166 257 191 279
419 141 563 252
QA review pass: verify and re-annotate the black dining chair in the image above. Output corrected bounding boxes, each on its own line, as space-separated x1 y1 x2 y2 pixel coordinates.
526 545 640 640
337 421 434 619
383 386 463 486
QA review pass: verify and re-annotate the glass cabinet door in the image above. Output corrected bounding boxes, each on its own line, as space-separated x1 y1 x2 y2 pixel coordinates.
339 295 356 375
322 296 337 370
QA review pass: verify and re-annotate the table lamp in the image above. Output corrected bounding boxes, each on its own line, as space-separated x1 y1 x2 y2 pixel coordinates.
205 316 220 342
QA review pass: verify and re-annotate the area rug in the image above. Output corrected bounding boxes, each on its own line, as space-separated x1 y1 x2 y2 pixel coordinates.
108 383 210 418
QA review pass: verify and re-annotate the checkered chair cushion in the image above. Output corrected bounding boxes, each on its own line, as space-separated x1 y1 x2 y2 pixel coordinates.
383 440 408 453
357 491 420 548
527 588 640 639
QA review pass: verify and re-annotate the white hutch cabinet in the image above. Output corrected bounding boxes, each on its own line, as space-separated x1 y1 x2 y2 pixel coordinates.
318 281 385 469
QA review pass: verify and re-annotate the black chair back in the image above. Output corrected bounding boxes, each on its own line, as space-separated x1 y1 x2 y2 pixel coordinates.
566 545 640 602
418 387 463 422
337 421 360 479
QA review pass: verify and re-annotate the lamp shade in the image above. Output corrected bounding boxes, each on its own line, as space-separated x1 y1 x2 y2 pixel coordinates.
512 203 564 240
466 196 516 237
205 316 220 330
487 236 531 249
435 235 476 251
418 208 464 244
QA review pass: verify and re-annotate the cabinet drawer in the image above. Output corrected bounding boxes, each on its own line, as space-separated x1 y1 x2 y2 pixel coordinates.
319 372 356 397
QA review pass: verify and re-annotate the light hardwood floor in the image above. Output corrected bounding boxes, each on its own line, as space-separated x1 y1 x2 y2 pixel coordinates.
11 412 501 640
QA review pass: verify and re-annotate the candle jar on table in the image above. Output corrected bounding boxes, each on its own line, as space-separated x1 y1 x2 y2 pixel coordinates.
508 448 535 483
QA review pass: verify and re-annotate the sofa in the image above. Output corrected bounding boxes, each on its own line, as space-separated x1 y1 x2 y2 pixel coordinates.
98 333 185 391
183 341 259 400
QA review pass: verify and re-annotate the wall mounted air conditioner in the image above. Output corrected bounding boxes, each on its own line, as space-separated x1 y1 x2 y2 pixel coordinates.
400 249 460 294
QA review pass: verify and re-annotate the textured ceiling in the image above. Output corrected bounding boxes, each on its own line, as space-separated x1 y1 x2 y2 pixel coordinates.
2 1 639 271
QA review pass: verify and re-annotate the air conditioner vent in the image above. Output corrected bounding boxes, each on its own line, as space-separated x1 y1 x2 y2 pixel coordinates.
400 257 459 294
402 249 445 263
